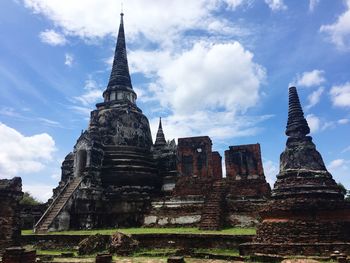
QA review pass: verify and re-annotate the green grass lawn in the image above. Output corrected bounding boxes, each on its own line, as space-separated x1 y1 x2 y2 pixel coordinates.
22 227 256 236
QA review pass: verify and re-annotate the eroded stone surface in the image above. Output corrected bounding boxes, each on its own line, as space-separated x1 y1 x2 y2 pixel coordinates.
0 178 23 254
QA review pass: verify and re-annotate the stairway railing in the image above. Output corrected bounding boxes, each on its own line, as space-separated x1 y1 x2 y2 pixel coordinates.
34 177 82 233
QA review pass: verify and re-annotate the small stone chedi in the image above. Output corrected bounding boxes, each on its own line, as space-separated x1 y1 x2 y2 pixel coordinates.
240 87 350 256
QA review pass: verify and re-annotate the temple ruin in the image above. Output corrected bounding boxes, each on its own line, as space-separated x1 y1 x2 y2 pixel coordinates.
34 13 271 233
240 86 350 256
0 177 23 253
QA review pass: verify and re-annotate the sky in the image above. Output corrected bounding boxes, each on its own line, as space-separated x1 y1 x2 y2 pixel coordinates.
0 0 350 202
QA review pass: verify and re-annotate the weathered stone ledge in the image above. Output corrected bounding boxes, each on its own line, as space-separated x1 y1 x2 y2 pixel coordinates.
21 233 254 250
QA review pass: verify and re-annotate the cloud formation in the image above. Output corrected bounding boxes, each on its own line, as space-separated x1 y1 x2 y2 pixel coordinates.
74 79 103 107
23 183 55 202
293 69 325 88
24 0 231 45
39 29 67 46
64 53 74 67
130 41 267 141
0 122 56 178
153 42 265 114
306 114 320 133
264 0 287 11
309 0 319 12
306 86 324 110
263 160 278 186
320 0 350 50
330 82 350 108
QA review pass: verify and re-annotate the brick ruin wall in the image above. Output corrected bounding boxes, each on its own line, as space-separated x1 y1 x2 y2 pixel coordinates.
212 151 223 180
225 143 264 180
176 136 214 179
147 139 271 228
0 177 23 254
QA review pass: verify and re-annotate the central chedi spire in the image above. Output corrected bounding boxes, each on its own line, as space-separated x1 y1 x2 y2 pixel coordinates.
102 12 137 106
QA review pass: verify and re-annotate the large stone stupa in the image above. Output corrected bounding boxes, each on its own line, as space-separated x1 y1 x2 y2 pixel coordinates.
34 13 161 233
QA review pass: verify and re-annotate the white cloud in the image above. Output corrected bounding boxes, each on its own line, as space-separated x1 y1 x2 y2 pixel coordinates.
149 112 273 144
342 146 350 153
293 69 326 88
37 117 62 128
0 107 21 117
305 113 348 133
320 0 350 50
338 118 349 124
131 40 267 142
23 183 54 202
39 29 67 46
329 159 346 170
23 0 234 46
74 79 103 107
128 50 172 77
306 86 324 109
65 53 74 67
153 42 265 114
309 0 319 12
0 122 56 178
306 114 321 133
330 82 350 107
264 0 287 11
328 159 350 189
263 160 278 187
224 0 245 10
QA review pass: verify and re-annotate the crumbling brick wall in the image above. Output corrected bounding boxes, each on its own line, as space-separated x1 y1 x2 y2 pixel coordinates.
177 136 213 178
225 143 264 180
0 177 23 254
212 151 223 179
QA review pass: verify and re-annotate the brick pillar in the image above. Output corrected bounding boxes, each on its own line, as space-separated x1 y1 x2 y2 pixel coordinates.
212 151 223 179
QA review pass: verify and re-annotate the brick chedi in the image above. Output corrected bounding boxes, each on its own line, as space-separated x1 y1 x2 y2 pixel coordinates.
240 87 350 256
35 13 161 233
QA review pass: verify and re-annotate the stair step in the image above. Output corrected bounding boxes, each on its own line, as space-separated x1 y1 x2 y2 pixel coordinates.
35 178 82 233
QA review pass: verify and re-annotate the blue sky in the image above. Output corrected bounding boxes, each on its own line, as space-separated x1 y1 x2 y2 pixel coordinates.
0 0 349 201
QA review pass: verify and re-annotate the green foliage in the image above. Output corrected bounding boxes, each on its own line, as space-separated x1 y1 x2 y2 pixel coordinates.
22 227 256 236
20 192 42 205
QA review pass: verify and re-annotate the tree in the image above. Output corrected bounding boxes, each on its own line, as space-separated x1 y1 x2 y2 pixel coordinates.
20 192 42 205
337 183 350 201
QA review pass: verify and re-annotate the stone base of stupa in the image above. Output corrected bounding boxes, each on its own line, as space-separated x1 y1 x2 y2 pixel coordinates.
239 199 350 256
239 242 350 257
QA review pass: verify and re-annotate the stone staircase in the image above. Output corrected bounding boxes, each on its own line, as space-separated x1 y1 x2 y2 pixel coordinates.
34 177 82 233
199 180 226 230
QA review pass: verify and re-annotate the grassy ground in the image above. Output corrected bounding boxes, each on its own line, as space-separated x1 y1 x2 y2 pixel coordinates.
22 227 256 236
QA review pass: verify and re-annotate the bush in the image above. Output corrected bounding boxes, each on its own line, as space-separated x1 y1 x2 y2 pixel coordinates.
20 192 42 205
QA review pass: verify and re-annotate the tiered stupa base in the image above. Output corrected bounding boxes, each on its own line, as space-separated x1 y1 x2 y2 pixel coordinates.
240 171 350 256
